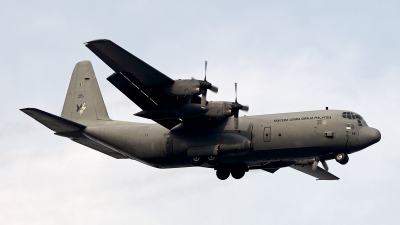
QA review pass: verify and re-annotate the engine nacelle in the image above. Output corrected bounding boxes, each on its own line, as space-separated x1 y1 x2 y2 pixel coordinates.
165 79 201 97
204 101 232 117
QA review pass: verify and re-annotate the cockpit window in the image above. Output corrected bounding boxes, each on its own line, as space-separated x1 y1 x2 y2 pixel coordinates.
342 112 364 121
355 115 364 120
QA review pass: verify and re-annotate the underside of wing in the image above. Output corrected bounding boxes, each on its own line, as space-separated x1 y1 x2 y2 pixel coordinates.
107 72 159 110
85 39 196 129
290 164 339 180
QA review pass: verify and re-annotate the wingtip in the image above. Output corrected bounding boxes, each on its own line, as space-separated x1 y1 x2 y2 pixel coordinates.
84 39 111 45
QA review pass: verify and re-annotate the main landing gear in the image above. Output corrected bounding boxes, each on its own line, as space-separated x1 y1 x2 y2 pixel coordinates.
216 167 247 180
335 152 349 165
190 156 247 180
217 168 246 180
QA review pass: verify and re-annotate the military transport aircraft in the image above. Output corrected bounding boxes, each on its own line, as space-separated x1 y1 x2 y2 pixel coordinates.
21 39 381 180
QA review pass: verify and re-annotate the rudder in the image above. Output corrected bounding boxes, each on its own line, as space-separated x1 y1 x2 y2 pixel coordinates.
61 61 110 124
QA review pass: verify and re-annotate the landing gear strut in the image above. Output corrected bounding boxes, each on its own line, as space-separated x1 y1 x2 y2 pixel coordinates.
335 153 349 165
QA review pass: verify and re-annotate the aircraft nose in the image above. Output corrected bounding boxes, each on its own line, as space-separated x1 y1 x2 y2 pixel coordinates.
359 127 381 148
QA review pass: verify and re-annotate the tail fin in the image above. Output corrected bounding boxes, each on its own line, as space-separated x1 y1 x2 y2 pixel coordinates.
61 61 110 124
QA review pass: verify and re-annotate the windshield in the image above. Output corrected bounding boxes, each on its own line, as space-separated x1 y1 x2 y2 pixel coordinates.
342 112 367 126
341 112 363 120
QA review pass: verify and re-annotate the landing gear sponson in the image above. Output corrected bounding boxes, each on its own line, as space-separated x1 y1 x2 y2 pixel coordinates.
191 153 353 180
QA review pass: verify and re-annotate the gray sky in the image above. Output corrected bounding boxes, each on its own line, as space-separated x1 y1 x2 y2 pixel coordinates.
1 1 399 224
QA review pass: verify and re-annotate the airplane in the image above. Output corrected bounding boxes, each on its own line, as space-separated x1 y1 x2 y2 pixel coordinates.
21 39 381 180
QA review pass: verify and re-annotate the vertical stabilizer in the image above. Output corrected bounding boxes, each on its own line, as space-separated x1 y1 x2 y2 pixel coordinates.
61 61 110 124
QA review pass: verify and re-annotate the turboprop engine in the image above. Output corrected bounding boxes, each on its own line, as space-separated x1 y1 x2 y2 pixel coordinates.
165 61 219 107
165 79 201 96
204 101 235 117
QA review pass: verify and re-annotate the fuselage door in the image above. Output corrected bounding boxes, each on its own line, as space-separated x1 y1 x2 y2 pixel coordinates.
263 127 271 142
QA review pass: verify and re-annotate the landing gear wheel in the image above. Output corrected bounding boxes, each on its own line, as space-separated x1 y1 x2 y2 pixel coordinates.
206 155 219 165
231 170 245 179
191 156 204 166
335 153 349 165
216 169 230 180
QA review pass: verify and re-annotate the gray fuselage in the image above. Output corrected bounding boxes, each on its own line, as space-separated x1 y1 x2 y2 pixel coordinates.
83 109 379 169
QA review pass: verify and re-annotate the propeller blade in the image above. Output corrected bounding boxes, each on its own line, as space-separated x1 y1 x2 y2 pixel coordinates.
209 85 218 93
201 94 207 107
234 117 239 130
241 105 249 111
201 89 207 106
235 82 237 103
321 160 329 171
204 60 207 81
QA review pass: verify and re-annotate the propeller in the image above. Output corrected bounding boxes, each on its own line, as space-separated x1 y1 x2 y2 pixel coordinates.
231 83 249 129
199 61 218 106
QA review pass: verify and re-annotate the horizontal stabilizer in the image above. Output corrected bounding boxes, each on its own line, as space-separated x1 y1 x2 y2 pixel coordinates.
20 108 85 133
290 164 339 180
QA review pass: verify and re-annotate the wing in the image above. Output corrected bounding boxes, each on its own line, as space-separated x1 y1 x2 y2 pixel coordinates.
85 39 192 129
290 164 339 180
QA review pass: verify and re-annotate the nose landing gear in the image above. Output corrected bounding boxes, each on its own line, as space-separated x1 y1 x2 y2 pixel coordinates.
335 153 349 165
